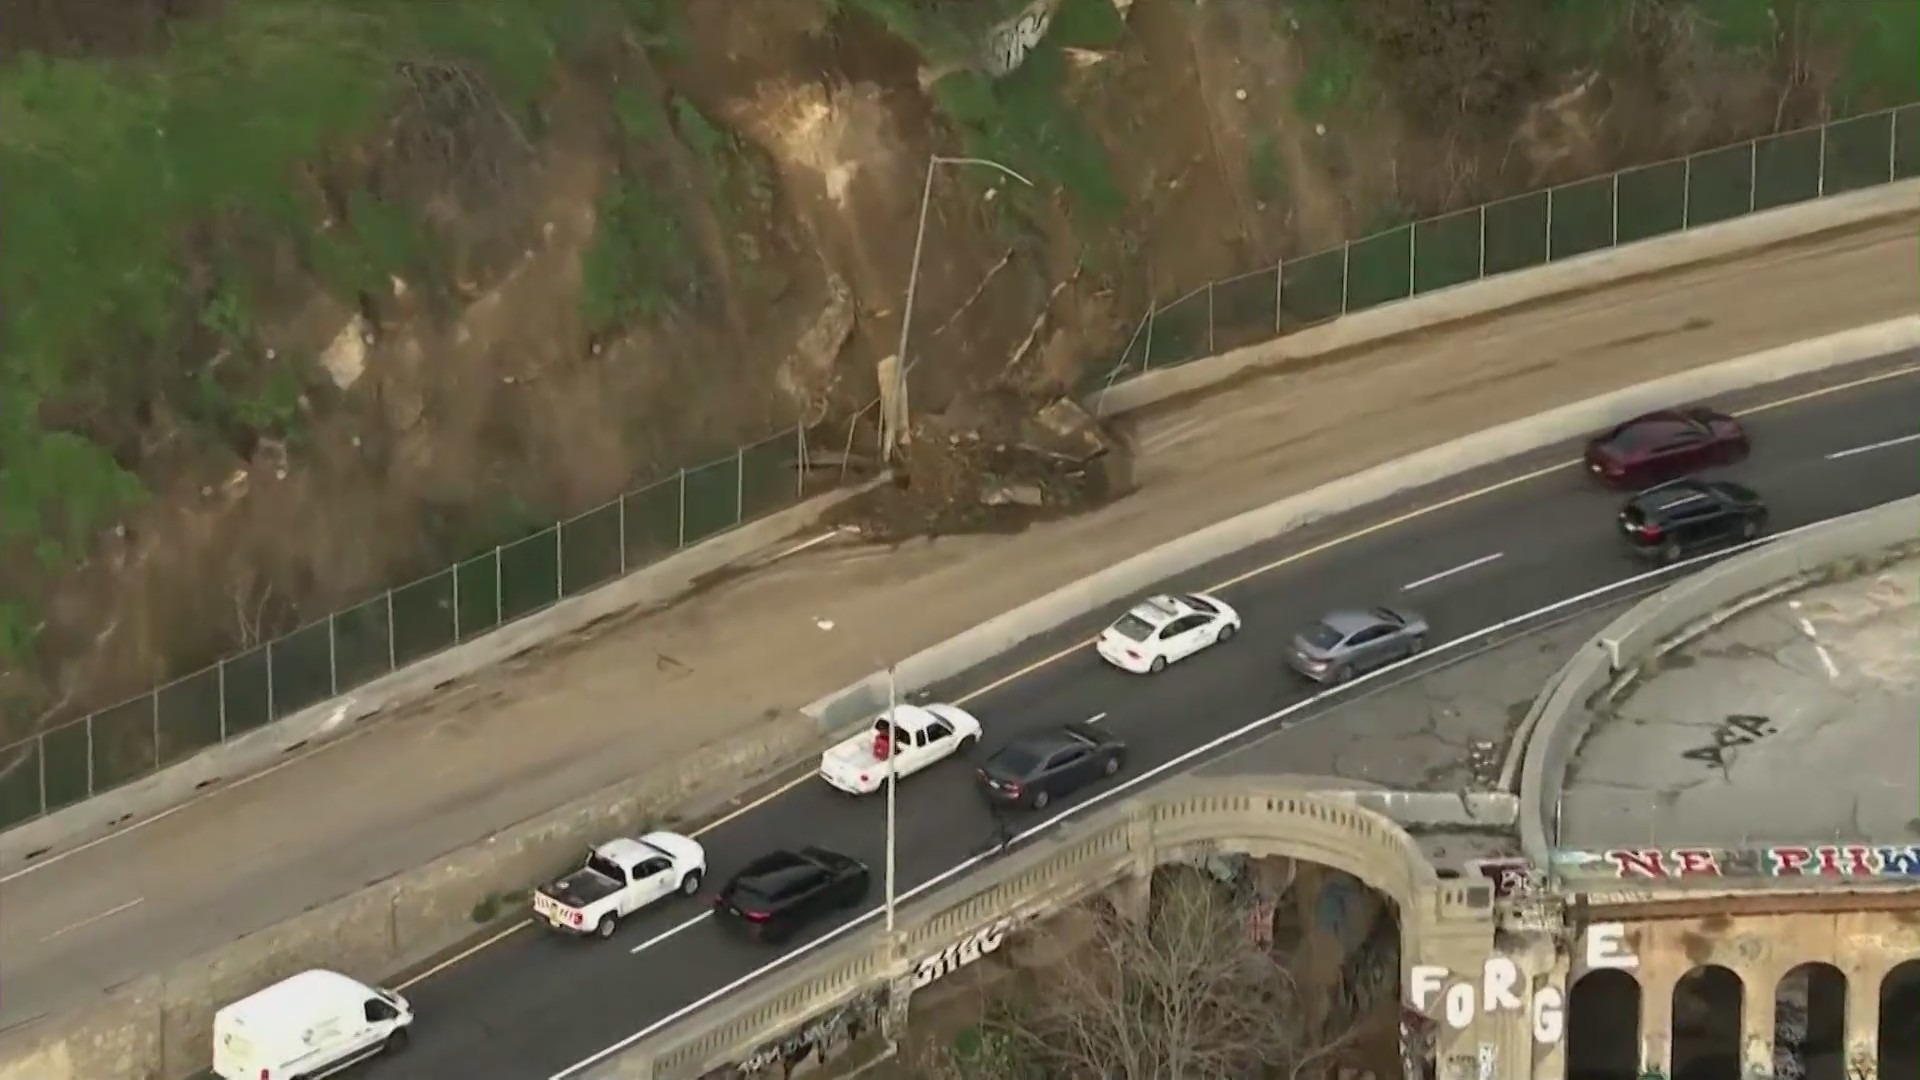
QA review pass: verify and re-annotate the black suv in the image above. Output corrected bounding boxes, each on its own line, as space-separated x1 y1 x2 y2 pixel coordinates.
714 846 869 944
1618 478 1767 563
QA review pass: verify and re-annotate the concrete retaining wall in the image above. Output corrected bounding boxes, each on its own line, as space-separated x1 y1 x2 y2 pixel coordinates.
0 715 824 1080
1516 493 1920 864
806 315 1920 725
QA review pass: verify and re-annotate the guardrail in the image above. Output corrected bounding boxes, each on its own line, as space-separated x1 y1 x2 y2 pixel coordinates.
585 777 1489 1080
6 101 1914 836
1517 493 1920 863
1087 103 1920 392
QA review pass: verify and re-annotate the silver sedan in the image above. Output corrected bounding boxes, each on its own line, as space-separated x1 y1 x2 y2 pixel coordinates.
1286 607 1429 684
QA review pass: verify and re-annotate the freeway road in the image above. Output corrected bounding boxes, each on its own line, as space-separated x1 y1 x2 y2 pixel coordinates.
372 354 1920 1078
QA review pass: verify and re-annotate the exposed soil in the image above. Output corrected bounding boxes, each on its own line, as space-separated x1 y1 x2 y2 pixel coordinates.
3 0 1908 735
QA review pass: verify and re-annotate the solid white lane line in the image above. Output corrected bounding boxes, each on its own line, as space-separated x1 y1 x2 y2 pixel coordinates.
548 526 1816 1079
1787 600 1841 681
629 912 711 955
1084 712 1108 724
1825 432 1920 460
1401 552 1505 593
40 897 143 943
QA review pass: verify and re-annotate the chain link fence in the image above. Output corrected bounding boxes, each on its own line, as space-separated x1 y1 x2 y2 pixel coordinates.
1089 104 1919 397
4 105 1915 834
0 429 806 830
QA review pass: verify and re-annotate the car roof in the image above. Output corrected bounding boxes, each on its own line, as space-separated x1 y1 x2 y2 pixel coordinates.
594 837 657 865
1319 608 1387 635
999 728 1086 757
877 703 941 731
1629 478 1717 513
223 969 369 1021
736 849 823 888
1123 594 1190 626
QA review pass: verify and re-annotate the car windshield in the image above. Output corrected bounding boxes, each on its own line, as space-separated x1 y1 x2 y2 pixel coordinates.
1181 594 1217 614
1300 622 1344 650
1609 419 1685 451
1110 614 1155 642
991 744 1044 776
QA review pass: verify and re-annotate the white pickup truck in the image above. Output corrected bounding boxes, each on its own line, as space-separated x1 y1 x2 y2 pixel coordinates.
531 832 706 940
819 703 983 795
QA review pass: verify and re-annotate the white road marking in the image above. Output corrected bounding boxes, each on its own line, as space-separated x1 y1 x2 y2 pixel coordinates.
628 912 711 954
1401 552 1505 592
1083 712 1108 724
1825 432 1920 460
548 528 1809 1079
40 897 143 943
1788 600 1841 681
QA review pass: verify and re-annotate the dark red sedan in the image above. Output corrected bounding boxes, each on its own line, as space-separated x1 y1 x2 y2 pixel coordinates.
1583 407 1749 488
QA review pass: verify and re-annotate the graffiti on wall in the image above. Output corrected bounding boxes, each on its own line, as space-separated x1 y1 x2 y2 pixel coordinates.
983 0 1056 77
911 915 1018 990
1573 843 1920 880
736 985 888 1076
1409 924 1637 1042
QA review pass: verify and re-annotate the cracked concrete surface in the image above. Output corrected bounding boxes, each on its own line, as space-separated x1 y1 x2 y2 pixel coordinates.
1560 554 1920 850
1202 605 1623 791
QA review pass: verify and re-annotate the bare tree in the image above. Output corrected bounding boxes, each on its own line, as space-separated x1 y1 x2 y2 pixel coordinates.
921 867 1375 1080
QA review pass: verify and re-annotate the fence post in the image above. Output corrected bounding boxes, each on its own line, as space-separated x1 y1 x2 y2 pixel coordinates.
1610 171 1620 246
85 714 95 797
327 611 339 695
1545 186 1555 262
494 545 504 621
152 691 161 774
451 559 463 643
795 426 806 500
386 590 397 671
1681 153 1693 228
677 470 688 548
1272 260 1284 334
1812 119 1827 197
1339 242 1351 314
735 447 747 524
38 730 48 817
1406 223 1416 297
266 638 277 723
617 490 629 575
555 522 565 599
1477 205 1488 279
1746 137 1757 213
1142 306 1156 373
1891 109 1900 184
218 656 229 742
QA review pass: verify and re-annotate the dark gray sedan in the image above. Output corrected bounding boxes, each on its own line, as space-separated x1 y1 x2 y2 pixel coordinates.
1286 607 1429 684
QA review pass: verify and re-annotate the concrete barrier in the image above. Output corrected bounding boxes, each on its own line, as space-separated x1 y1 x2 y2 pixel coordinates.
1092 180 1920 418
578 776 1490 1080
1515 494 1920 864
806 315 1920 724
0 713 827 1080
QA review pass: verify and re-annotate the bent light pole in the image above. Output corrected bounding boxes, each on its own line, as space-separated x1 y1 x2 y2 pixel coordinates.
813 617 901 931
883 154 1036 463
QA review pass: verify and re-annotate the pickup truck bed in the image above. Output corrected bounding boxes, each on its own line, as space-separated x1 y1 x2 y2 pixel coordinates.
539 868 620 908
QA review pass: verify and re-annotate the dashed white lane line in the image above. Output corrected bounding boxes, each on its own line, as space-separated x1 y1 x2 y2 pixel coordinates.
627 912 710 955
1083 712 1108 724
1788 599 1841 681
40 897 144 943
1401 552 1505 593
1825 432 1920 460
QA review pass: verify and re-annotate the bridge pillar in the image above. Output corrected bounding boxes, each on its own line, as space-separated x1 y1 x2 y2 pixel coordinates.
1637 973 1674 1077
1846 985 1880 1080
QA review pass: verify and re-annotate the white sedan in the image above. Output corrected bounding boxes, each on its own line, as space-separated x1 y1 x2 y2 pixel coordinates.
1095 593 1241 674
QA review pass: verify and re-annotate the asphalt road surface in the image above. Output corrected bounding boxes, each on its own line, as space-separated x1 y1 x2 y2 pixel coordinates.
371 355 1920 1079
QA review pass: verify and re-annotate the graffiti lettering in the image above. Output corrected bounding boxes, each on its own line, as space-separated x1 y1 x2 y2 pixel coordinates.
1408 956 1564 1043
1589 843 1920 880
1678 713 1775 768
737 986 887 1076
911 916 1015 989
1467 857 1540 900
1581 922 1640 971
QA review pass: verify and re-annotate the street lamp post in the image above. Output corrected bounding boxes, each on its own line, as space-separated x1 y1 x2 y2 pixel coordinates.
884 155 1036 462
814 618 901 932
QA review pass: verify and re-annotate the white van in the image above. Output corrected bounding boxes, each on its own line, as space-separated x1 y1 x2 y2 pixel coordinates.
211 968 412 1080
